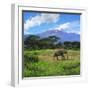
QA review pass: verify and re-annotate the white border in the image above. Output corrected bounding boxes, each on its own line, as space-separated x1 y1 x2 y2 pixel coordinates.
11 4 87 87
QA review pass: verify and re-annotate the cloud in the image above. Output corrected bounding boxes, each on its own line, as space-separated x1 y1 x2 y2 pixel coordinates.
66 21 80 34
55 22 70 30
49 20 80 34
24 13 60 30
66 30 80 34
24 31 31 35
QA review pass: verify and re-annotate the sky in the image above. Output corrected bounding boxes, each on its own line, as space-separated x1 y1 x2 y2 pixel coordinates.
23 11 80 35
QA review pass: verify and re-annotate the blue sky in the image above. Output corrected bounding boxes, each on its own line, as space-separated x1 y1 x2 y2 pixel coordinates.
23 11 80 35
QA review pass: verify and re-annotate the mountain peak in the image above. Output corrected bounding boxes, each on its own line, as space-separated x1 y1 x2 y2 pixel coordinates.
24 29 80 42
37 29 80 42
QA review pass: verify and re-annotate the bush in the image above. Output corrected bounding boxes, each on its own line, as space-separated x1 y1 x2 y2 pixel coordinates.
29 55 39 62
24 54 39 63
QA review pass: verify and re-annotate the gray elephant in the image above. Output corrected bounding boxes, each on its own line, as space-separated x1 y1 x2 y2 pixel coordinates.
53 49 68 60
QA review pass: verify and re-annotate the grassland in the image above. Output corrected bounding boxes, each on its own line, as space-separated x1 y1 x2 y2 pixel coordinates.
23 49 80 77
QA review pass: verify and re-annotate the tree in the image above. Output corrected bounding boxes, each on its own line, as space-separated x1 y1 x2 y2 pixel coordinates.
64 41 72 49
47 36 59 43
71 41 80 50
55 42 63 48
24 35 60 50
39 36 59 49
24 35 40 50
63 41 80 50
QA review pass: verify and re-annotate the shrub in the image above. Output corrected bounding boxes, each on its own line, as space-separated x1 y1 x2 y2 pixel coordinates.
24 54 39 63
29 55 39 62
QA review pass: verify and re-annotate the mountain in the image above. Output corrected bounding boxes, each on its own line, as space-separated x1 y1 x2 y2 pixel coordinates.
24 30 80 42
37 30 80 42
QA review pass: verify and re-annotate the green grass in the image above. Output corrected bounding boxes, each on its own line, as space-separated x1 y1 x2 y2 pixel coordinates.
23 49 80 77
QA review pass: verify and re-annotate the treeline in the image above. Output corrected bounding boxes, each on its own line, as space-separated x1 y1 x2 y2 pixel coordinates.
24 35 80 50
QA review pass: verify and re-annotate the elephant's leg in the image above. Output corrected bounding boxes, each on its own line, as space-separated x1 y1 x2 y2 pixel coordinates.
67 53 68 60
56 56 59 60
62 54 65 60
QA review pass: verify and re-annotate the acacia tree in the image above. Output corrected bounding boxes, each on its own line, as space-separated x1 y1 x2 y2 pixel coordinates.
71 41 80 50
64 41 72 49
24 35 40 50
24 35 60 50
63 41 80 49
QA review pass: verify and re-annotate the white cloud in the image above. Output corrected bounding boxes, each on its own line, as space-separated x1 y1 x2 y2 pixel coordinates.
24 13 60 30
24 31 31 35
49 20 80 34
65 21 80 34
66 30 80 34
55 22 70 30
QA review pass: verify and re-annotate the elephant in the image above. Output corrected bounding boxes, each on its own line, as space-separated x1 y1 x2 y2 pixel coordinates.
53 49 68 60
